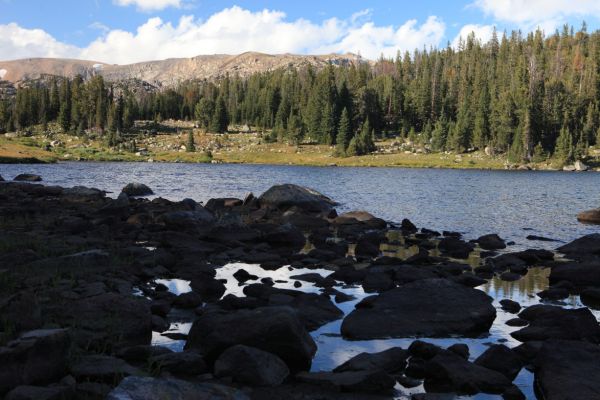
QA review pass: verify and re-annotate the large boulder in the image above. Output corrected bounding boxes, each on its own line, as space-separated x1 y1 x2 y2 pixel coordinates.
474 345 522 381
534 340 600 400
557 234 600 259
424 351 512 395
258 184 337 213
511 305 600 343
0 329 70 394
214 345 289 386
333 347 408 374
341 279 496 339
334 211 387 229
577 208 600 224
185 306 317 372
549 262 600 288
70 355 141 383
157 209 215 230
107 376 249 400
476 234 506 250
121 183 153 197
295 370 396 394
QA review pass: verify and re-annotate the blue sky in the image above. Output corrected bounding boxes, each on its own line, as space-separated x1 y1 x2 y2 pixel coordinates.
0 0 599 64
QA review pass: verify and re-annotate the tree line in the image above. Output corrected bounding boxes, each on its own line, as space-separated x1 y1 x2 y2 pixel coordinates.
1 23 600 162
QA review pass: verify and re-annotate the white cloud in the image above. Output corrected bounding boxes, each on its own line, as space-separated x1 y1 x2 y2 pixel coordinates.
113 0 181 12
473 0 600 31
0 22 78 60
452 24 495 47
0 6 447 64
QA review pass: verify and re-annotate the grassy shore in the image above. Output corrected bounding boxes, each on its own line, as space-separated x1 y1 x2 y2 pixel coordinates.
1 126 597 170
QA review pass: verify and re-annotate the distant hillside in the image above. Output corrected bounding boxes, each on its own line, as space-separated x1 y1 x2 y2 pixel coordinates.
0 52 365 89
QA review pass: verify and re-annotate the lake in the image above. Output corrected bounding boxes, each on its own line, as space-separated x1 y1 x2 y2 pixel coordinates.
2 162 599 247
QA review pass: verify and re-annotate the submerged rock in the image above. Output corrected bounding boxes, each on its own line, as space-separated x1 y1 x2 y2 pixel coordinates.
341 279 496 339
121 182 153 196
333 347 408 374
13 174 42 182
185 306 317 372
106 376 249 400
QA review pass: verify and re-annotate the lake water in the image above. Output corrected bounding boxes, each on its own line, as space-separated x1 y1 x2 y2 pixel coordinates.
2 162 600 248
4 162 600 398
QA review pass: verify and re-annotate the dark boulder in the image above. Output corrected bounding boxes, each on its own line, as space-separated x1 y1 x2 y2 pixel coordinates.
334 211 387 230
333 347 408 374
214 344 289 386
534 340 600 400
106 376 250 400
185 306 317 372
447 343 469 360
70 355 141 383
262 223 306 251
477 234 506 250
149 351 207 376
581 288 600 309
13 174 42 182
232 268 258 283
258 184 337 213
341 279 496 339
537 287 569 301
408 340 443 360
500 299 521 314
557 233 600 259
424 350 512 395
438 237 474 259
474 344 522 380
121 183 153 196
512 304 600 343
0 329 70 394
401 218 418 233
295 370 396 394
549 261 600 288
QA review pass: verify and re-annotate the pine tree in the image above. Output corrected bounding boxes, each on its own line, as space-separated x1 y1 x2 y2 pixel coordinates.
335 108 351 155
210 97 228 133
186 131 195 152
555 125 574 164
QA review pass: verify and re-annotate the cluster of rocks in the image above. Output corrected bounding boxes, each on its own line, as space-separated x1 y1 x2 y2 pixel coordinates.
0 178 599 399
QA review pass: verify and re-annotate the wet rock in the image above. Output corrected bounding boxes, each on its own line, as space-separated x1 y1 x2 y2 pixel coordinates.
190 276 226 302
262 223 306 251
70 355 141 383
534 340 600 400
185 306 317 372
500 299 521 314
423 350 512 395
335 211 387 229
447 344 469 360
107 376 249 400
502 385 526 400
537 287 569 301
506 318 529 327
549 261 600 288
499 272 521 282
151 315 170 332
157 209 215 231
526 235 560 242
354 233 383 259
474 345 522 380
341 279 496 339
511 304 600 343
258 184 337 213
214 344 289 386
5 385 72 400
438 237 474 259
121 183 153 196
150 300 171 317
172 292 203 309
477 234 506 250
557 233 600 259
288 293 343 331
13 174 42 182
408 341 443 360
401 219 418 233
295 370 396 394
149 351 207 376
0 329 70 394
578 208 600 224
333 347 408 374
232 269 258 283
581 288 600 309
289 273 334 288
362 271 395 293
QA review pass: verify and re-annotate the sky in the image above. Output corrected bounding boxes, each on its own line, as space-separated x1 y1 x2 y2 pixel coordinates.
1 0 600 65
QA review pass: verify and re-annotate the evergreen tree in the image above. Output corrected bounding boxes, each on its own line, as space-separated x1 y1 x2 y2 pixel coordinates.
186 131 195 152
210 97 228 133
555 125 574 163
335 108 352 155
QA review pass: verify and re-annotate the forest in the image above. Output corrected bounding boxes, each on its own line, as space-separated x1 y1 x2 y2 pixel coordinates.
1 23 600 163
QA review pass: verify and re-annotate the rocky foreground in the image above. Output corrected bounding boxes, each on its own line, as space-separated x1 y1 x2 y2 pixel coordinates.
0 176 600 399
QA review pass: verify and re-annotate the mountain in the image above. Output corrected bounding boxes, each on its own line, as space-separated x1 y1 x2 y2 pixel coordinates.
0 52 365 89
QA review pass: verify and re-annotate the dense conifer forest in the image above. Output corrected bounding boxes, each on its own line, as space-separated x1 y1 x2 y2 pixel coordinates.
2 24 600 163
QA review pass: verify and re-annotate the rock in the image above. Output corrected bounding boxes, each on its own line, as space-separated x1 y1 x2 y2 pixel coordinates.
334 211 386 229
477 234 506 250
116 345 173 364
563 164 576 171
557 234 600 259
424 351 512 395
438 237 474 259
157 209 215 230
502 385 526 400
408 340 443 360
172 292 203 309
70 355 141 383
185 306 317 372
152 315 170 332
5 385 72 400
262 223 306 251
362 271 394 293
232 269 258 283
107 376 249 400
401 218 418 233
121 183 153 196
574 160 589 171
474 345 522 380
506 318 529 327
537 287 569 301
258 184 337 213
214 345 289 386
550 261 600 288
149 351 207 376
333 347 408 374
500 272 521 282
13 174 42 182
62 185 105 199
577 208 600 224
190 276 226 302
0 329 70 394
295 370 396 394
500 299 521 314
447 343 469 360
0 175 4 181
534 340 600 400
526 235 560 242
581 288 600 309
341 279 496 339
512 305 600 343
